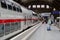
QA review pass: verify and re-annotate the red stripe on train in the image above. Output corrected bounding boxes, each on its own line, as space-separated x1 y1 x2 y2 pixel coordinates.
0 19 38 24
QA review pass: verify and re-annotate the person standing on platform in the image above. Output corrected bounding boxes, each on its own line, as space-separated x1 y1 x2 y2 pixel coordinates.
51 15 54 24
47 16 52 31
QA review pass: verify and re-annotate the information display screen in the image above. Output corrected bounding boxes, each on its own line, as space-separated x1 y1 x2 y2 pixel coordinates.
51 11 60 14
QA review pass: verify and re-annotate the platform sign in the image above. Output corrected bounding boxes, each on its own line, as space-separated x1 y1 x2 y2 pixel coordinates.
40 13 51 17
51 11 60 14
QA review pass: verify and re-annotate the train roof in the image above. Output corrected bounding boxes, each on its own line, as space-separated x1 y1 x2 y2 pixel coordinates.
2 0 29 10
1 0 33 15
1 0 20 7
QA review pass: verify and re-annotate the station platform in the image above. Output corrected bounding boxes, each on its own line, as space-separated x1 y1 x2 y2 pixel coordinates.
28 23 60 40
10 22 60 40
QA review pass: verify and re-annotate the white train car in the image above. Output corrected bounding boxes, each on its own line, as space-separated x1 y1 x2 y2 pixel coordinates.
0 0 38 40
20 6 33 29
32 11 38 23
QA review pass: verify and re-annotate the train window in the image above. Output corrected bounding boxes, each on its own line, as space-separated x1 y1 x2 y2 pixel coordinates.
8 5 12 10
17 8 19 12
13 6 16 11
18 22 21 30
11 23 14 25
5 23 10 35
33 14 37 16
5 23 10 26
15 22 18 25
19 8 22 12
0 24 4 37
1 2 7 9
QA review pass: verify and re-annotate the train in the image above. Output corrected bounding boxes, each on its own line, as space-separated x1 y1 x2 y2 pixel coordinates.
0 0 38 39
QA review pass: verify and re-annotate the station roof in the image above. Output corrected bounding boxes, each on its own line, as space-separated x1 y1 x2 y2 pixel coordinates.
13 0 60 13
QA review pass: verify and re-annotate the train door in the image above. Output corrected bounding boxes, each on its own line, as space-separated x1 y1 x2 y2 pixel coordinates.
26 15 28 26
29 15 32 25
23 16 27 29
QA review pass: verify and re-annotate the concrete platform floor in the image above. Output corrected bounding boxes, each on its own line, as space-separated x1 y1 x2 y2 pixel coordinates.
28 23 60 40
